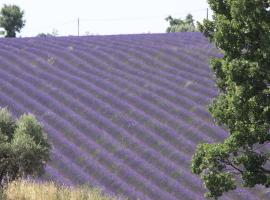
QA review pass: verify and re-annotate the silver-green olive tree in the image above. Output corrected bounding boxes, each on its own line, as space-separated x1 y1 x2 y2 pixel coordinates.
0 108 51 187
0 4 25 37
191 0 270 199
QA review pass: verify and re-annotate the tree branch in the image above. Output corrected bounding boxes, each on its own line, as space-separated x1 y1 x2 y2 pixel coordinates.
224 158 244 174
260 167 270 174
253 141 270 151
224 168 242 175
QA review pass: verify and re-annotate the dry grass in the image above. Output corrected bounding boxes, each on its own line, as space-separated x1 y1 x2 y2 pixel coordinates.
2 180 124 200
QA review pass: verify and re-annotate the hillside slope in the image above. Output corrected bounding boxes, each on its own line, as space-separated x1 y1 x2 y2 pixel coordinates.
0 32 268 200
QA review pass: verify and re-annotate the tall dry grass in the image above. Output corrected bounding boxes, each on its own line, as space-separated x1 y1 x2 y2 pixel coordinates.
2 180 125 200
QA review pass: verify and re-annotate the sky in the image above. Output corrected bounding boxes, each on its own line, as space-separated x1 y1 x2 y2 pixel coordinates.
1 0 211 37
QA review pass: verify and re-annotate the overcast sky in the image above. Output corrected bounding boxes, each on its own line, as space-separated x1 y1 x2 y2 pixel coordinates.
1 0 211 37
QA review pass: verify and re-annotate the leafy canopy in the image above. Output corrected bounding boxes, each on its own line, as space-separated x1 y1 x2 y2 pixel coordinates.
165 14 196 32
37 29 59 37
0 108 51 187
191 0 270 199
0 4 25 37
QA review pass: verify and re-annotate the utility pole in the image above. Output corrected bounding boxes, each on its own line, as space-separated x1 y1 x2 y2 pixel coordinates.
78 18 80 36
206 8 209 20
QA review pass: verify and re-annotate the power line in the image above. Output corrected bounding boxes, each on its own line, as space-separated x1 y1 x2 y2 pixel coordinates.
80 8 208 22
34 8 210 36
42 8 209 30
50 19 77 28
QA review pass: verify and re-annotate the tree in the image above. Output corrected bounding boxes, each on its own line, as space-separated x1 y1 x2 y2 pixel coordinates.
0 107 51 187
165 14 196 32
51 28 59 37
191 0 270 199
37 29 59 38
37 33 54 38
0 4 25 37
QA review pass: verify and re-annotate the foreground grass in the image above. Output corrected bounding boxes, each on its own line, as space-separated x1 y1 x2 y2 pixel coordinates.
1 180 124 200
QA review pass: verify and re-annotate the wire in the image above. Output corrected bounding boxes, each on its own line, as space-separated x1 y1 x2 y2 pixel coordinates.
79 8 208 22
51 19 77 27
32 8 210 36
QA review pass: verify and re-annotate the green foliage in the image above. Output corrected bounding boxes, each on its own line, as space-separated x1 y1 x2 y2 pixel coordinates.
165 14 196 32
36 33 54 38
191 0 270 199
0 108 51 187
37 29 59 37
0 4 25 37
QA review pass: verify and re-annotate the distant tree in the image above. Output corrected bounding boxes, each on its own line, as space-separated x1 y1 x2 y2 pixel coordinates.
0 107 51 187
36 33 53 38
0 30 4 36
37 28 59 37
191 0 270 199
51 28 59 37
0 4 25 37
165 14 196 32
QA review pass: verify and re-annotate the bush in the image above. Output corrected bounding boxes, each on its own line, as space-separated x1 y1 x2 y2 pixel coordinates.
0 107 51 187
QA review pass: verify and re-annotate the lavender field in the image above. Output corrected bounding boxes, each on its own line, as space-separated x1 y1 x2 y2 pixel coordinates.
0 32 268 199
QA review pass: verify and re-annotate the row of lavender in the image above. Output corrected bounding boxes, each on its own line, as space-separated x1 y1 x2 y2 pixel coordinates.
0 32 265 199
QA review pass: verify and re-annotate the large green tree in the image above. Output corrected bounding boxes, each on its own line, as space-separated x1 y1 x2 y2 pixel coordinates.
165 14 196 32
0 108 51 187
191 0 270 199
0 4 25 37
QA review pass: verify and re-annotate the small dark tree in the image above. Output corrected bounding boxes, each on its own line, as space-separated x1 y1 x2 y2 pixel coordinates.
37 29 59 38
0 4 25 37
36 33 53 38
165 14 196 32
0 107 51 187
191 0 270 199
